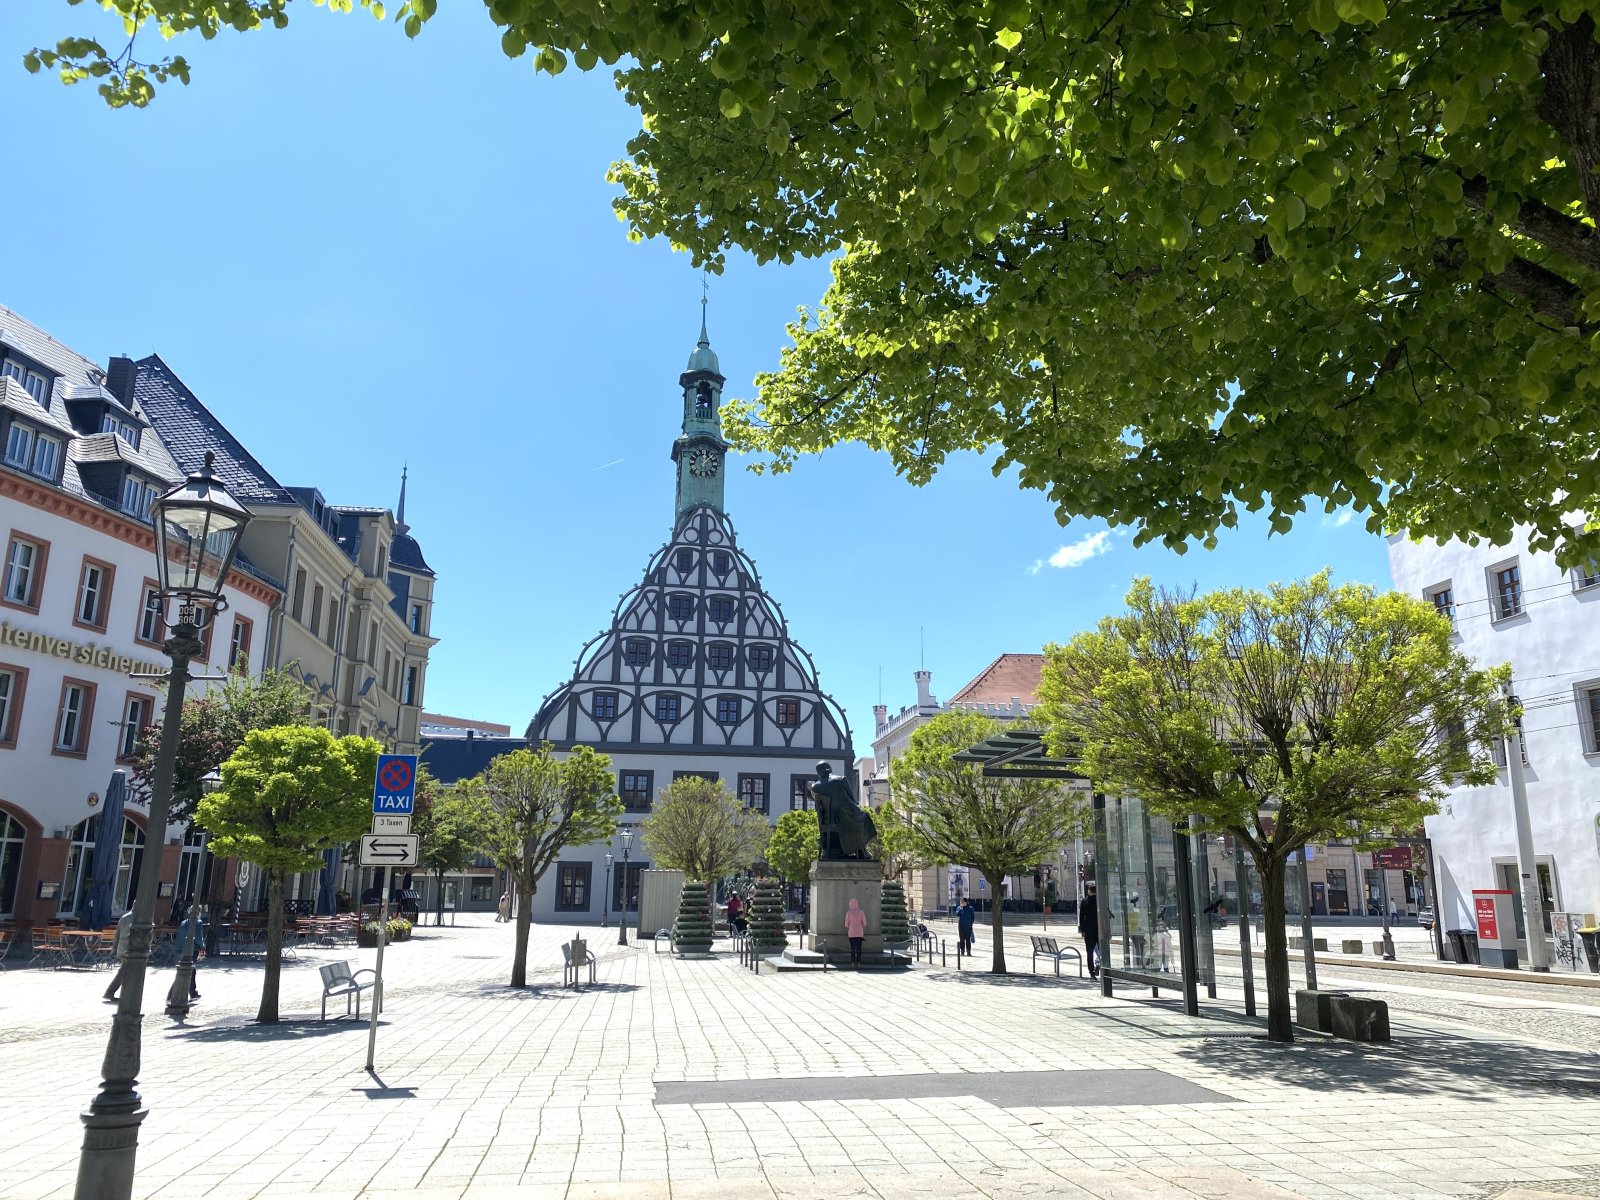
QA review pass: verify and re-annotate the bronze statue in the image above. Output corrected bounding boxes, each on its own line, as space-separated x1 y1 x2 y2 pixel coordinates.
809 762 877 861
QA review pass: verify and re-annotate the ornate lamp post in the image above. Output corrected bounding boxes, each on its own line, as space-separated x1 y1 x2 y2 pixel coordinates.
616 826 634 947
602 851 613 927
76 452 249 1200
165 769 222 1017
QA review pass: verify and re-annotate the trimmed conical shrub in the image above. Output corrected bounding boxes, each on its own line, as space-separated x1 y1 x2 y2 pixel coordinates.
673 882 715 954
880 880 910 944
747 878 788 953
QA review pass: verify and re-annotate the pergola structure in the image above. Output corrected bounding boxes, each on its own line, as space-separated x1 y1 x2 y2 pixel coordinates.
952 729 1224 1017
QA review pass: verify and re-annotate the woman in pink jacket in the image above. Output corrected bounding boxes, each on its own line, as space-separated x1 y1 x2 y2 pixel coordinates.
844 897 868 969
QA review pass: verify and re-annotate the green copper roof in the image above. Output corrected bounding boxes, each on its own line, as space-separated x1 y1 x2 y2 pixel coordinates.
686 302 720 375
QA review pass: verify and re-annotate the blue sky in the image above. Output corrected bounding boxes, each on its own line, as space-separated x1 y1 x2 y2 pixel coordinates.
2 2 1392 749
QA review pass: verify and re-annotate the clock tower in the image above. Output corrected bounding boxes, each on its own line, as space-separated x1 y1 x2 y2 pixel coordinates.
671 301 728 523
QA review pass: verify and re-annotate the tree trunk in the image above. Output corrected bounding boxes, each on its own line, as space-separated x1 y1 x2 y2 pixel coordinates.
434 868 445 927
258 868 284 1023
1257 854 1294 1044
510 881 533 987
984 871 1006 973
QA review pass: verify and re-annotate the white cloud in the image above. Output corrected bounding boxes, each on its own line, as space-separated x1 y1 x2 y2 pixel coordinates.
1320 510 1354 529
1029 529 1113 575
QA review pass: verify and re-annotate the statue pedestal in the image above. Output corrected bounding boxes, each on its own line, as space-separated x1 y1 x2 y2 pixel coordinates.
808 860 883 956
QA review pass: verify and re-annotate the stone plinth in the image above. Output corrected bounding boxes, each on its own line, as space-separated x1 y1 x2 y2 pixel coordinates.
808 859 883 954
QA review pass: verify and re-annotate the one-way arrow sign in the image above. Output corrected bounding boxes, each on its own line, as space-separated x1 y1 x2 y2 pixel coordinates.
359 833 419 868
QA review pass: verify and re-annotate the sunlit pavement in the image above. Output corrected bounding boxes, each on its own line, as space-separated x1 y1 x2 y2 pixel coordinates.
3 914 1599 1199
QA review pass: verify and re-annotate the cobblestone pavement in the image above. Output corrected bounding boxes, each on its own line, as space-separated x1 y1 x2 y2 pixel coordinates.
3 916 1600 1200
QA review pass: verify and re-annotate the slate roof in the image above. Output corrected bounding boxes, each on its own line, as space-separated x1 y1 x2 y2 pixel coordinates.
948 653 1046 706
390 531 433 576
421 735 527 785
131 354 298 505
0 307 279 590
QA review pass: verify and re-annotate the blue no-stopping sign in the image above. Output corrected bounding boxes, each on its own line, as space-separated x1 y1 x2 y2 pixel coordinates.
372 753 418 814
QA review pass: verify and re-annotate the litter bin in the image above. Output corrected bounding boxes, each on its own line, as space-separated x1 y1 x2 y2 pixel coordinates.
1446 929 1468 963
1460 930 1480 964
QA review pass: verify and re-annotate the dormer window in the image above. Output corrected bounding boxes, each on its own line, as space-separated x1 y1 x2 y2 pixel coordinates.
1 358 51 408
99 413 140 449
122 475 159 519
4 423 61 481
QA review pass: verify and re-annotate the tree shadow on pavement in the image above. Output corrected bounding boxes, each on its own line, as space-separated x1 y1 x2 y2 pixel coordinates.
925 970 1100 989
171 1017 371 1042
1173 1028 1600 1101
469 981 641 999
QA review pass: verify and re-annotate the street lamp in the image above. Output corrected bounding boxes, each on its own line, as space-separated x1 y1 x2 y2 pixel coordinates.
165 769 222 1017
616 826 634 946
602 851 613 927
76 452 249 1200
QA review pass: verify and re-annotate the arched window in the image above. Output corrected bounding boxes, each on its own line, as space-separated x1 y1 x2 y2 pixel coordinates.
175 827 208 908
0 809 27 918
60 813 144 919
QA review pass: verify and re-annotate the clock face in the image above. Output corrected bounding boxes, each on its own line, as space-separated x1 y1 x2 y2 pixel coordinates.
688 447 720 478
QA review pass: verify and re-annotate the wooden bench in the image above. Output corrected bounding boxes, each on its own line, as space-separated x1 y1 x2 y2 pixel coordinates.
1030 934 1084 978
562 939 596 988
319 960 378 1019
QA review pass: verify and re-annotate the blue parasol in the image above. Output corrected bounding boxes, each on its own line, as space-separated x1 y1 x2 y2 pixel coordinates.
316 847 341 916
84 770 128 929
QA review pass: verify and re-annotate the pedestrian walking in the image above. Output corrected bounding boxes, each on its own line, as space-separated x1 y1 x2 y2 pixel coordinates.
102 908 136 1001
957 897 976 955
174 905 205 999
725 891 743 935
844 897 868 968
1078 882 1100 979
496 891 512 923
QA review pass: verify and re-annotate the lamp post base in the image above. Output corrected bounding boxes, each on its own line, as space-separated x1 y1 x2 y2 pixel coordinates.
165 959 197 1018
76 1076 148 1199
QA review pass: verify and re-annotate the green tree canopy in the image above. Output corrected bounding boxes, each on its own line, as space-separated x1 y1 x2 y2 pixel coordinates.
473 743 620 987
885 710 1086 973
766 809 819 886
1036 572 1507 1041
641 775 771 886
199 726 379 1021
131 666 313 825
37 4 1600 562
410 769 494 926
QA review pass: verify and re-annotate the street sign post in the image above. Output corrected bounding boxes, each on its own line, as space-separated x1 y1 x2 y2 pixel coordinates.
372 753 418 815
359 834 419 868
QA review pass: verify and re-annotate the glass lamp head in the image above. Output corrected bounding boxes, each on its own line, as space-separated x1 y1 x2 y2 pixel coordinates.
151 451 251 607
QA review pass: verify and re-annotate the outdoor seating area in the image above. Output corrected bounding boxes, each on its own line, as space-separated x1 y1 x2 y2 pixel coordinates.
1030 934 1085 978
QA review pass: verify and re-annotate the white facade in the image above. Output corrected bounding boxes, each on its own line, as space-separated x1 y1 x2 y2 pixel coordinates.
0 305 279 925
1388 527 1600 940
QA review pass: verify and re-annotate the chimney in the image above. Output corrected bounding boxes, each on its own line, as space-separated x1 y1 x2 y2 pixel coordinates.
105 356 137 405
915 670 935 708
872 703 888 733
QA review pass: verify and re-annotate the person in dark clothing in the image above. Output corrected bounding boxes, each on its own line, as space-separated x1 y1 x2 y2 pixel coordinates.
1078 882 1100 978
957 898 976 955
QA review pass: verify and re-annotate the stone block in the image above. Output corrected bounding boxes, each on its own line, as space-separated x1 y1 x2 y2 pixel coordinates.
1341 939 1363 954
1288 936 1303 950
807 859 883 955
1295 988 1346 1032
1328 994 1391 1042
1312 937 1329 951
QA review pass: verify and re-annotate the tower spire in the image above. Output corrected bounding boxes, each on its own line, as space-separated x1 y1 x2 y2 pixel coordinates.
396 464 409 534
699 274 710 347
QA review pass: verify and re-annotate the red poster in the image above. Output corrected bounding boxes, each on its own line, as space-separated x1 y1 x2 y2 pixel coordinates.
1474 896 1499 941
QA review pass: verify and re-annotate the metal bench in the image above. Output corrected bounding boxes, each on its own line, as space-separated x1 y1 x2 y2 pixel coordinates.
1030 934 1084 978
319 960 378 1019
562 939 596 987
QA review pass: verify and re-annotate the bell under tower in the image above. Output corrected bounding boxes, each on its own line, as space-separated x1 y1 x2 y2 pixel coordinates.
671 299 728 524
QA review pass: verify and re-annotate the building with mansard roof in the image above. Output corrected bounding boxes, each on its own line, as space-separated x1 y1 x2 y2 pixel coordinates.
522 314 853 924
